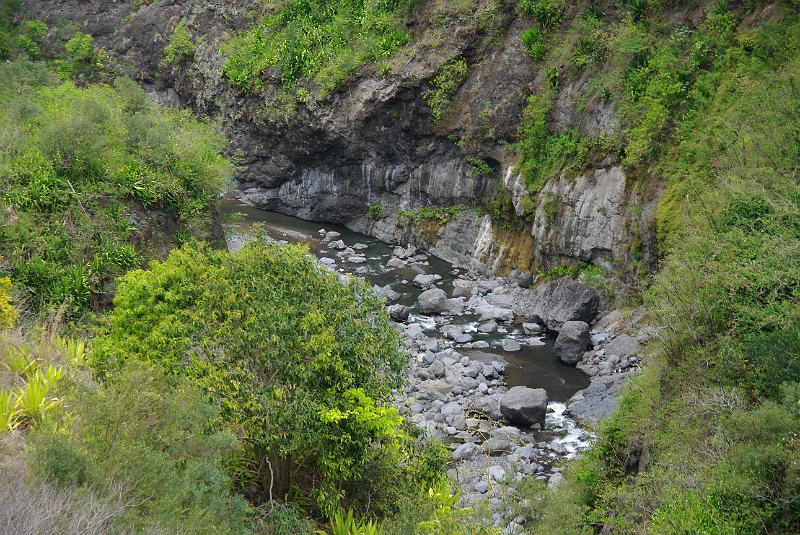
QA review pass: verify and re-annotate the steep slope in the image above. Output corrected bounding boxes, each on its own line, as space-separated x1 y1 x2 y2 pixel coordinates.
24 0 673 278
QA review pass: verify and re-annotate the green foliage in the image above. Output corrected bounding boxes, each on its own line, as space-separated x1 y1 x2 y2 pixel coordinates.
318 508 383 535
519 0 569 29
520 28 546 59
0 66 234 312
221 0 409 93
160 20 195 67
0 277 16 328
423 56 468 124
515 90 616 196
28 358 255 535
369 203 383 220
464 156 496 179
91 240 408 514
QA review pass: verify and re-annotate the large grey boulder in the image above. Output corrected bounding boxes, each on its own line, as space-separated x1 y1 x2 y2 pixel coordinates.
418 288 449 315
528 276 600 332
553 321 590 365
500 386 548 427
604 334 641 358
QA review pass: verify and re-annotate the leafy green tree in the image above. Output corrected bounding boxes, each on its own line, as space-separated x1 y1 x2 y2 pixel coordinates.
91 239 408 513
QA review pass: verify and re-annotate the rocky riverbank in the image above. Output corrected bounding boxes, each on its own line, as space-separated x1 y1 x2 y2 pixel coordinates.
227 213 651 532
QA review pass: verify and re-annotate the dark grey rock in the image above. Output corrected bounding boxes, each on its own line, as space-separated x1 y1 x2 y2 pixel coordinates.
456 334 474 344
500 386 548 427
418 288 449 315
528 276 601 332
508 269 533 288
604 334 641 358
553 321 590 365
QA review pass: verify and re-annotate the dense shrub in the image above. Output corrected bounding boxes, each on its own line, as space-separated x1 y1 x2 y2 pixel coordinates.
222 0 409 93
91 240 413 515
0 64 234 312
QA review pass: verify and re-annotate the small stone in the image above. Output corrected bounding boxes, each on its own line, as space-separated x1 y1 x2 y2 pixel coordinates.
474 480 489 494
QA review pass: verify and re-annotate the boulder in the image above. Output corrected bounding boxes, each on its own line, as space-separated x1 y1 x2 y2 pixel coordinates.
418 288 449 315
604 334 641 358
465 394 503 421
522 322 543 335
452 442 478 461
502 338 522 352
387 304 410 321
452 279 475 298
553 321 591 365
429 359 445 378
477 320 498 333
508 269 534 288
500 386 548 427
413 273 440 288
528 276 600 332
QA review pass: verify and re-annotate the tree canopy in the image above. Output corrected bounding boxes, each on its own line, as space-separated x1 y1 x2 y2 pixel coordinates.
91 239 409 513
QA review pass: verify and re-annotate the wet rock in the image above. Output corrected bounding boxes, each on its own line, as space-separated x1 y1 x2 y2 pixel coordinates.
528 276 601 332
502 338 521 352
553 321 591 365
348 255 367 263
456 334 474 344
522 322 543 335
328 239 346 249
500 386 548 427
418 288 449 315
352 243 368 250
478 320 498 333
441 324 462 340
565 373 631 425
386 257 403 268
324 231 341 241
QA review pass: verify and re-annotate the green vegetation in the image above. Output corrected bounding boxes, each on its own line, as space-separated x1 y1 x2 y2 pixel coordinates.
423 56 468 124
523 4 800 534
369 203 383 219
0 63 233 313
397 204 469 225
520 27 546 59
91 239 445 517
160 19 196 67
221 0 409 93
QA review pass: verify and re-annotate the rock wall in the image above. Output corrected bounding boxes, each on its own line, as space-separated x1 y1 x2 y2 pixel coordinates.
25 0 665 277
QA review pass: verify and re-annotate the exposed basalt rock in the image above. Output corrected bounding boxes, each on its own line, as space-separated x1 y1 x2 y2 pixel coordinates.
554 321 591 365
499 386 548 427
528 277 601 332
25 0 665 277
531 166 662 275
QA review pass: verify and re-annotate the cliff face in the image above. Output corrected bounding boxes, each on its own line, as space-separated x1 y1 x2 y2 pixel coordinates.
24 0 666 277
